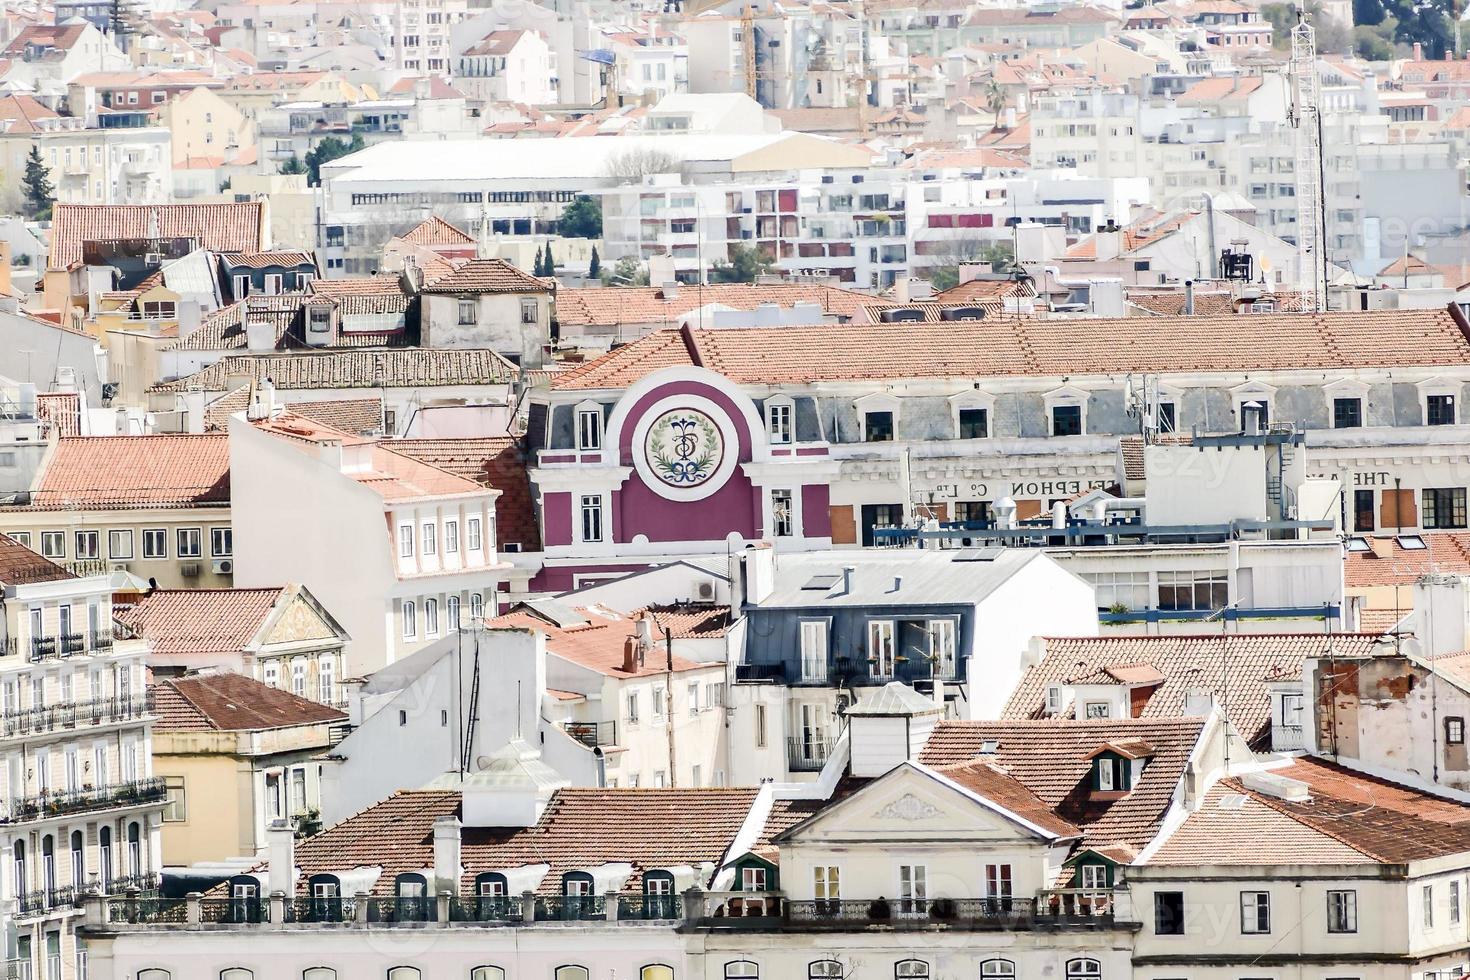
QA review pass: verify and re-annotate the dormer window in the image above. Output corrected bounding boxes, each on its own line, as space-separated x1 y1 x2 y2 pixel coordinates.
643 870 677 919
474 871 511 920
1086 741 1153 796
1045 685 1064 715
766 398 793 445
393 872 429 922
577 405 603 451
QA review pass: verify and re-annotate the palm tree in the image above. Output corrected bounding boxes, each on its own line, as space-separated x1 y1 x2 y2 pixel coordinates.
985 79 1006 129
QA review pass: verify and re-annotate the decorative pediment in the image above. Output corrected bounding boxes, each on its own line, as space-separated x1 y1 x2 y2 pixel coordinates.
873 793 943 822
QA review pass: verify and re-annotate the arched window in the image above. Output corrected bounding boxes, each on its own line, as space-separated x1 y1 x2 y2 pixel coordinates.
895 961 929 979
643 870 676 919
221 970 254 980
40 834 54 894
561 871 595 919
469 969 505 980
554 969 590 980
982 960 1016 980
393 872 429 922
386 970 421 980
12 841 24 901
474 872 510 920
307 874 344 922
69 831 83 888
641 967 674 980
98 827 112 890
138 972 170 980
1065 960 1101 980
810 962 844 978
127 821 142 875
725 963 759 979
303 970 337 980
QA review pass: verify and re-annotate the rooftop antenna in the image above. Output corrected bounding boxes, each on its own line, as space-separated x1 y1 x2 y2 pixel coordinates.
1287 12 1327 312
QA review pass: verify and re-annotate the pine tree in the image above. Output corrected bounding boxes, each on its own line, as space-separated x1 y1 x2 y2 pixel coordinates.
588 246 600 279
543 243 556 277
21 146 54 220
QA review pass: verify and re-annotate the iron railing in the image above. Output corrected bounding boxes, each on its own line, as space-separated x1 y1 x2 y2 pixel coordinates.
785 897 1038 928
4 776 166 823
618 894 682 920
0 694 152 740
285 896 357 923
4 957 32 980
200 898 269 924
787 736 832 772
364 896 432 923
563 720 617 748
448 896 522 923
5 628 128 662
106 896 187 924
533 895 606 921
1037 889 1114 919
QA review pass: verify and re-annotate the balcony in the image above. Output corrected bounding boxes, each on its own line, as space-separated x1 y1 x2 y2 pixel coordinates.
1271 724 1305 751
787 736 832 772
0 694 153 741
786 897 1038 929
6 627 128 663
5 958 32 980
4 776 167 823
563 721 617 749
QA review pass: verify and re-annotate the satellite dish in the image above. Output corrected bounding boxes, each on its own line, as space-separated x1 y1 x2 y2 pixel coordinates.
475 756 493 771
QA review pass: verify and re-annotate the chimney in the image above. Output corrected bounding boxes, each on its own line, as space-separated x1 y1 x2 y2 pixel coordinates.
1242 400 1264 435
245 316 275 352
1414 42 1423 61
267 820 295 896
1184 279 1195 315
247 378 276 421
622 635 641 673
842 565 856 595
1095 220 1122 263
661 280 680 300
432 815 462 896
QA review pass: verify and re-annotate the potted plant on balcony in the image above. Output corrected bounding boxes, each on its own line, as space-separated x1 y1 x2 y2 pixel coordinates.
930 897 957 920
867 896 891 920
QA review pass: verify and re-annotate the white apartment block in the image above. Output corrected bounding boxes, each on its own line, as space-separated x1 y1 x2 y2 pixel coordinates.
0 123 172 212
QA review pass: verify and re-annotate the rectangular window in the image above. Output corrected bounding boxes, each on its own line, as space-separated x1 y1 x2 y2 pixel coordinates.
959 407 989 439
421 523 437 556
444 520 459 554
1333 397 1363 429
1449 717 1466 745
521 299 539 324
898 864 927 915
771 489 794 537
1158 401 1177 432
1425 884 1435 928
767 402 792 444
10 532 28 549
211 527 232 557
402 601 416 640
1354 488 1375 532
985 863 1013 900
1158 570 1229 611
627 692 640 723
1454 881 1463 925
687 682 699 716
1428 394 1456 426
458 299 477 325
930 619 957 679
467 518 482 551
108 530 134 560
177 528 202 558
868 620 896 678
161 774 186 821
755 703 767 748
425 599 439 637
1423 488 1468 529
1052 404 1083 436
232 274 250 299
577 409 602 450
74 531 99 560
814 865 840 906
40 532 63 558
653 685 665 718
800 620 829 681
142 528 166 558
1155 891 1185 935
864 410 894 442
1240 891 1270 934
399 524 414 557
581 496 604 542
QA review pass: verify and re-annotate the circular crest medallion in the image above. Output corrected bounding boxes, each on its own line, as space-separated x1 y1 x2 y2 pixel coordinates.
644 408 724 489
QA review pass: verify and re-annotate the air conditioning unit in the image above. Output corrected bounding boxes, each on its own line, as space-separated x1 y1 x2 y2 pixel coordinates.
212 558 234 575
696 581 716 601
110 562 131 573
180 562 201 577
144 252 163 265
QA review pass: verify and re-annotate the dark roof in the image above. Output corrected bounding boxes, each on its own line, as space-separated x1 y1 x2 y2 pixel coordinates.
151 349 517 393
151 673 345 732
0 533 74 586
920 717 1206 853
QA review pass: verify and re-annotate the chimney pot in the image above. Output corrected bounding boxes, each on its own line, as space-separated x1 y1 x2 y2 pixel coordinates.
623 635 641 673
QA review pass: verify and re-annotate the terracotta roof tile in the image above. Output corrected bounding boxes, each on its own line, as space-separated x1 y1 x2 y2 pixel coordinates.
288 786 757 895
1004 635 1379 748
1150 781 1370 866
487 607 724 677
400 216 475 246
151 349 517 393
919 718 1205 852
0 533 73 586
388 439 541 551
1346 532 1470 588
553 283 892 329
48 202 265 271
114 587 284 658
420 259 550 294
225 251 315 270
287 398 384 435
551 307 1470 390
151 673 345 732
940 761 1083 837
30 435 230 510
931 279 1031 302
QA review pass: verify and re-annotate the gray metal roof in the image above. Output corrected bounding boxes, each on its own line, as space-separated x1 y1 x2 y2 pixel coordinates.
756 549 1045 608
845 681 944 717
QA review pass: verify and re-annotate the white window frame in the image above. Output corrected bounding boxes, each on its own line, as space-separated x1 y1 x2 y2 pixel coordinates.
1044 385 1089 437
74 530 100 560
40 531 64 558
444 520 459 554
854 392 900 442
576 402 603 451
949 390 996 440
108 529 134 560
402 600 417 640
799 619 829 682
1419 378 1460 427
867 620 896 678
579 494 605 544
1231 380 1278 429
467 517 482 551
211 527 232 557
142 528 166 559
421 522 437 556
928 618 957 679
770 488 795 538
176 527 202 559
399 524 415 558
765 396 795 445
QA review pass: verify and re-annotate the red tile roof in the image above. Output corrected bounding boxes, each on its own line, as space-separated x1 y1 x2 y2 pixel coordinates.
48 202 266 271
0 93 57 134
1 23 89 58
487 607 724 677
1156 757 1470 865
288 786 758 895
553 283 892 329
920 718 1206 852
1150 781 1368 866
1345 532 1470 588
388 438 542 551
152 348 517 393
0 533 73 586
31 435 230 510
151 672 345 732
225 251 315 270
1004 635 1381 748
551 307 1470 390
286 398 384 435
400 216 474 247
419 259 550 294
114 587 284 658
940 761 1083 837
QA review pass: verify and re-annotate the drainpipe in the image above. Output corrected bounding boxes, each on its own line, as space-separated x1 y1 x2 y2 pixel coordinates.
664 625 676 787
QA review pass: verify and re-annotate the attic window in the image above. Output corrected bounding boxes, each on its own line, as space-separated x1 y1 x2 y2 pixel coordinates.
802 574 842 590
979 739 1000 754
1345 537 1370 553
1217 793 1248 810
1092 754 1133 793
1398 534 1428 550
1045 685 1064 715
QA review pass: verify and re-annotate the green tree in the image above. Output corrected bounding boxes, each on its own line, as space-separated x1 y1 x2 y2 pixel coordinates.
543 242 556 276
603 255 649 285
587 246 600 279
279 154 306 176
559 196 603 238
709 244 775 283
21 146 53 220
303 133 365 186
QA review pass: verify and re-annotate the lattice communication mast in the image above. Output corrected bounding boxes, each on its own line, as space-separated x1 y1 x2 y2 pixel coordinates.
1288 16 1327 312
